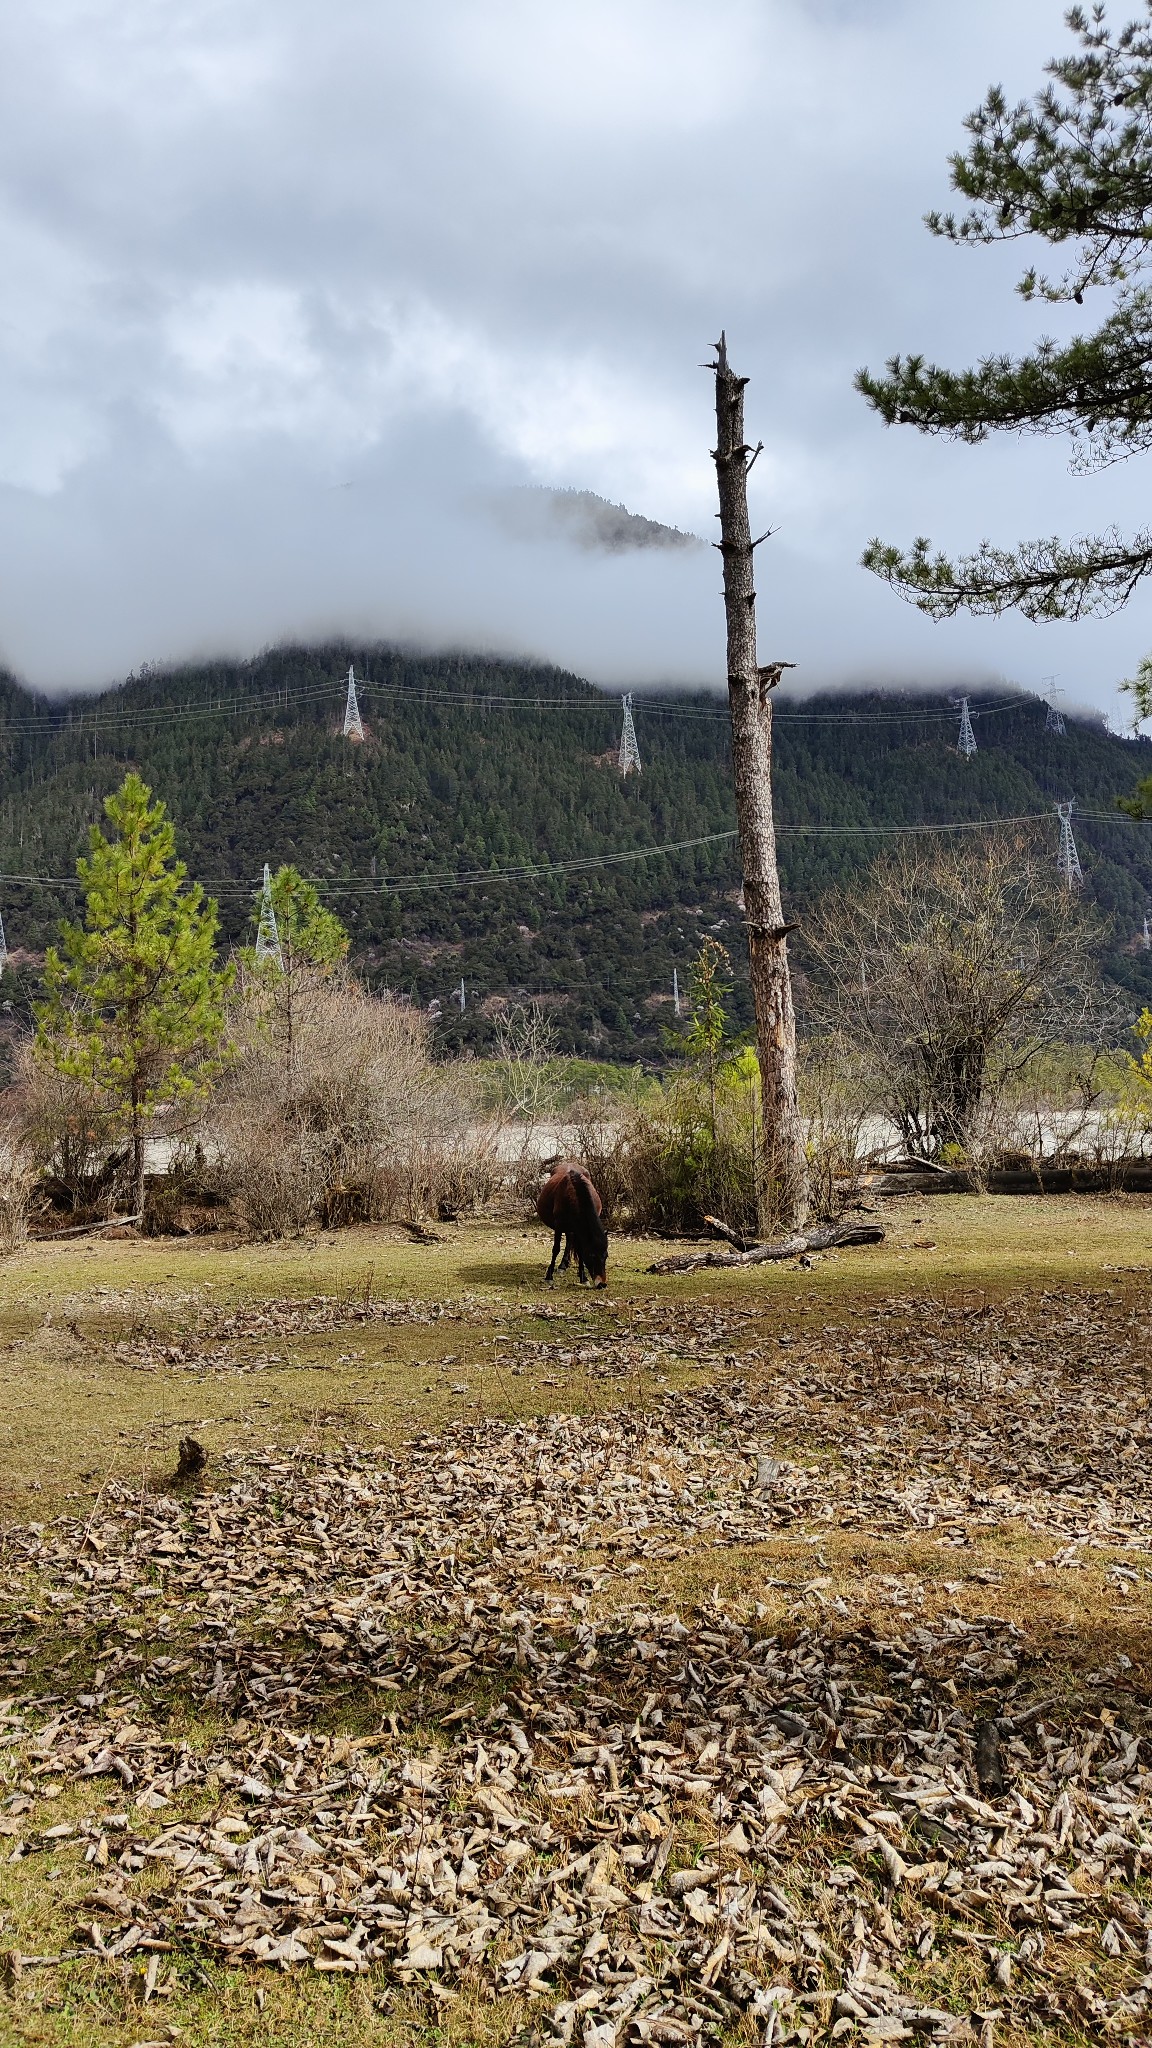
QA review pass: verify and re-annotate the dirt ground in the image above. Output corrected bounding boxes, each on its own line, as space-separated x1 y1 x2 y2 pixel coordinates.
0 1195 1149 2048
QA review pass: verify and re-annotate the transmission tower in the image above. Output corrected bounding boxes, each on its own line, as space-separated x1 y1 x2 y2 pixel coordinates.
1044 682 1067 736
618 694 642 776
254 863 284 969
342 663 365 742
1143 910 1151 951
0 908 7 976
956 696 977 758
1055 802 1084 889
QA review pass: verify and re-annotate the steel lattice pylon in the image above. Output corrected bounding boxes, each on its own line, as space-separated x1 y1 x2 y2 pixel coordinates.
0 907 7 976
618 693 642 775
1056 802 1084 889
1044 692 1067 737
343 663 365 742
956 696 977 758
254 863 284 969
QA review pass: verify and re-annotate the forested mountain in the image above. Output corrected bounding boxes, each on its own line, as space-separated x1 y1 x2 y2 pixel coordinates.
0 642 1150 1058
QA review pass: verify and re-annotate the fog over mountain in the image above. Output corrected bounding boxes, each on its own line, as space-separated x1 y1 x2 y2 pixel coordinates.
2 1 1152 713
487 489 703 556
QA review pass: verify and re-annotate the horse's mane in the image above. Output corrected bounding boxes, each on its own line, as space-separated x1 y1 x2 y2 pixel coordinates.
572 1169 608 1255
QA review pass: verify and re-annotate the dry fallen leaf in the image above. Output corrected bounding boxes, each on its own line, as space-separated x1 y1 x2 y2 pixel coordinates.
1 1282 1150 2041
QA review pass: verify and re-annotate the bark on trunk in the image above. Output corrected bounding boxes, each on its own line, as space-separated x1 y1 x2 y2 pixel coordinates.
130 1087 145 1222
712 334 807 1231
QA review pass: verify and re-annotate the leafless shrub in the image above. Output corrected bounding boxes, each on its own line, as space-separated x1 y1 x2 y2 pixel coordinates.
962 1038 1140 1179
568 1102 632 1226
493 1001 560 1126
1087 1104 1152 1181
489 1002 563 1198
141 1155 227 1237
580 1040 877 1236
2 1039 124 1216
203 976 490 1237
799 1034 876 1218
805 836 1106 1162
572 1066 758 1235
0 1114 34 1255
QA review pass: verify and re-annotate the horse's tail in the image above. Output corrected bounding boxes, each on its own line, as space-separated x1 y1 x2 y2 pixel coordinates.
572 1169 608 1258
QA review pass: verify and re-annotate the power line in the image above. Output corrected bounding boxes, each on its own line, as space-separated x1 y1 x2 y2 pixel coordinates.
1071 808 1152 824
0 807 1147 903
0 674 1046 737
1 680 343 734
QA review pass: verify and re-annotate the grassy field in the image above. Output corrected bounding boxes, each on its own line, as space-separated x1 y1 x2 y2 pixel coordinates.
3 1193 1149 1519
0 1193 1149 2047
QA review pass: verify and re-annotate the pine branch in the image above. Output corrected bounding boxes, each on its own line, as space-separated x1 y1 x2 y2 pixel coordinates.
1120 650 1152 724
856 291 1152 458
858 10 1152 629
861 526 1152 620
928 6 1152 303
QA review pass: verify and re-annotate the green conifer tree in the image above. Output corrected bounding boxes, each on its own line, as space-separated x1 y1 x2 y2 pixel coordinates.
244 865 349 1071
858 4 1152 645
37 773 230 1216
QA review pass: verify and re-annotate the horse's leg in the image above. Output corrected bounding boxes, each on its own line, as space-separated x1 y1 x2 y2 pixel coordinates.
546 1229 562 1282
559 1239 572 1270
576 1245 588 1284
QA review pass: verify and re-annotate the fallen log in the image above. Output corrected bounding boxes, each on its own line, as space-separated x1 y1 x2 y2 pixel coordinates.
702 1213 758 1253
862 1162 1152 1197
398 1219 444 1245
649 1217 885 1275
32 1211 143 1240
862 1169 971 1196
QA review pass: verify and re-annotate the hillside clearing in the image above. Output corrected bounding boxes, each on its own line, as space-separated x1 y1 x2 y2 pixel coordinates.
0 1198 1149 2047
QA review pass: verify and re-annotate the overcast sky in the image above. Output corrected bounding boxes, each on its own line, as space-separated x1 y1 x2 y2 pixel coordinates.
2 0 1150 713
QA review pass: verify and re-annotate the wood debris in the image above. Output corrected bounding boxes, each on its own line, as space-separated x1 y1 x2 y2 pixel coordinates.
649 1220 885 1275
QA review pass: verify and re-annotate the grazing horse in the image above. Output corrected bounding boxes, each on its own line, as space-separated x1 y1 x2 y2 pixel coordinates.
537 1162 608 1287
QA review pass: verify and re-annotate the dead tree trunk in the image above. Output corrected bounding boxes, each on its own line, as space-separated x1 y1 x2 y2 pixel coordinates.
712 333 807 1232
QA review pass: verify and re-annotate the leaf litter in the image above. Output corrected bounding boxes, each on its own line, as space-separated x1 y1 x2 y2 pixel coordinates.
2 1280 1152 2043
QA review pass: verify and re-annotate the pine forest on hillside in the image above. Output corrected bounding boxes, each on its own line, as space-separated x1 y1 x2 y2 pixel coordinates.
0 641 1150 1059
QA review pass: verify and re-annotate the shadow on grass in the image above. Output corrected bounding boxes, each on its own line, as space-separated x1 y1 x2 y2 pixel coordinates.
454 1260 565 1291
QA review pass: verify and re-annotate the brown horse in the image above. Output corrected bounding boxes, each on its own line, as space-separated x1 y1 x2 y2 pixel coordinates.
537 1162 608 1287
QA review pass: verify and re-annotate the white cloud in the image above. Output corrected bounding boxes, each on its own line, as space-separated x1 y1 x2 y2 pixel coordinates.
0 0 1150 709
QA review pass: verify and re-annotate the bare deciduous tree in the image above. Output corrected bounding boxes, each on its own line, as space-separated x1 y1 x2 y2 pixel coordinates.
805 837 1104 1160
493 1001 559 1132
